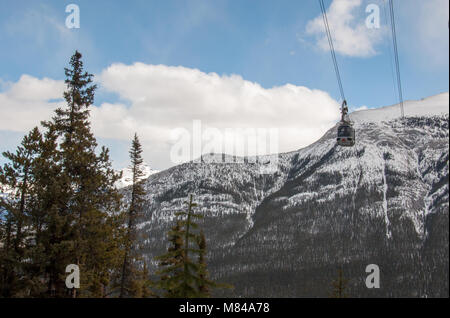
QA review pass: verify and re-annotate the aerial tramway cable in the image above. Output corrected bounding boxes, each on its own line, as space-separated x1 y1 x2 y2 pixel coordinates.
319 0 355 147
388 0 405 118
319 0 346 102
382 0 400 107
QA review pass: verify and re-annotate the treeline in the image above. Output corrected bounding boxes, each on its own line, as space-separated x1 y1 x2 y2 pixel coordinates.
0 51 225 298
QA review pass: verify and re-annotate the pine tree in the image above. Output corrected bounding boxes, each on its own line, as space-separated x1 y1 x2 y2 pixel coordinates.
39 50 123 297
139 260 155 298
330 267 349 298
127 260 155 298
155 195 226 298
30 125 73 297
178 194 202 297
155 220 185 297
196 232 213 297
1 51 125 298
0 127 43 297
119 133 148 298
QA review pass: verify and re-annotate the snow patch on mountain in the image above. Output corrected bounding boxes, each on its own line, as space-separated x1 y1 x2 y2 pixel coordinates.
350 92 449 124
115 163 159 188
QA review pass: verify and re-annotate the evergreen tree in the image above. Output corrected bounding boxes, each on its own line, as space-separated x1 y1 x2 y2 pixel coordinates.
330 267 349 298
39 50 123 297
118 133 148 298
178 194 201 297
128 260 155 298
30 125 73 297
155 195 225 298
155 220 185 297
196 232 214 298
1 51 125 298
0 127 42 297
139 260 155 298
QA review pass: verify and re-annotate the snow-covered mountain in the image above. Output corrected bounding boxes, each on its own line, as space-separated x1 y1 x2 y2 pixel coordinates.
115 163 159 188
131 93 449 297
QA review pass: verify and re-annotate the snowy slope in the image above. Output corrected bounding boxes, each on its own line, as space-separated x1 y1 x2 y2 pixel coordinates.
351 92 449 124
115 163 159 188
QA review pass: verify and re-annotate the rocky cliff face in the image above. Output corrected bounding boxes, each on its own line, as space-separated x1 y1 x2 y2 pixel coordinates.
132 93 449 297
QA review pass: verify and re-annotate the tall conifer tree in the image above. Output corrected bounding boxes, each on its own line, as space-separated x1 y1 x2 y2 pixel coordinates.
40 50 123 297
1 51 125 298
331 267 349 298
0 127 42 297
119 133 147 298
155 195 224 298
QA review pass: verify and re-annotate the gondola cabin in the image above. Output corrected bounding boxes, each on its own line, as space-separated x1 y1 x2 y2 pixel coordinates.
337 124 355 147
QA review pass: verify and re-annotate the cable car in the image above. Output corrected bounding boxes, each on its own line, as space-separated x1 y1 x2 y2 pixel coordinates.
336 100 355 147
337 123 355 147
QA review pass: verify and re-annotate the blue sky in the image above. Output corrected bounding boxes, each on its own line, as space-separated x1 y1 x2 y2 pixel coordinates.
0 0 448 170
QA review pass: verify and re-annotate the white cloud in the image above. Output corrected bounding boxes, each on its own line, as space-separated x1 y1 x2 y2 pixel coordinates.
96 63 340 152
0 75 65 131
1 64 341 170
6 75 65 102
306 0 386 57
